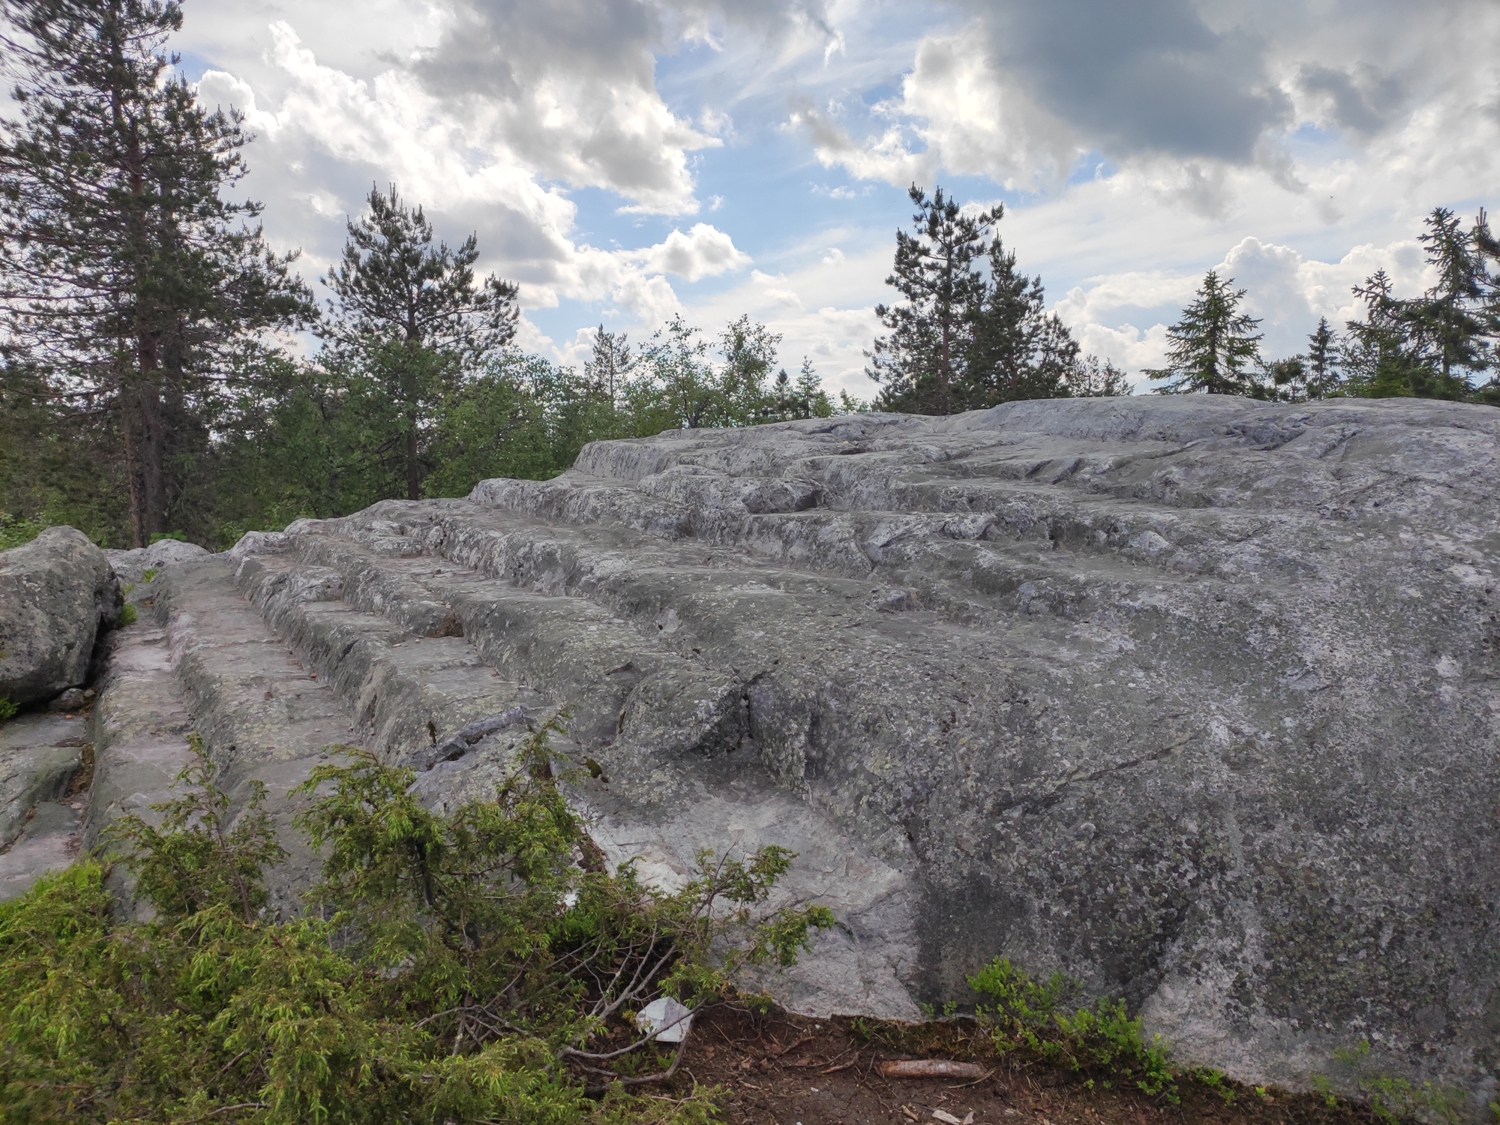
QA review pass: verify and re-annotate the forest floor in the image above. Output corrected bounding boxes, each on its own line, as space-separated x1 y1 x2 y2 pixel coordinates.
657 1005 1372 1125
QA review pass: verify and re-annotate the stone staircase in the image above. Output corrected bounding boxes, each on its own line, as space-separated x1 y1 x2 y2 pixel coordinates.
75 502 922 1018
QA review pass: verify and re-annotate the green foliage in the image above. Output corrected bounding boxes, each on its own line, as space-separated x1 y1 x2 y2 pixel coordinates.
0 696 16 721
0 512 47 551
868 184 1100 414
108 733 287 922
968 957 1176 1100
0 720 830 1122
118 604 137 627
1145 270 1265 395
1319 1040 1476 1125
141 567 159 583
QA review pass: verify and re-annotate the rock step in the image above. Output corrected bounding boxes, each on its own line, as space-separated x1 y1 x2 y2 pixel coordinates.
0 712 89 901
85 624 195 852
271 505 1212 876
233 531 923 1019
468 463 1320 595
284 528 755 760
151 558 369 916
233 551 538 763
0 798 84 901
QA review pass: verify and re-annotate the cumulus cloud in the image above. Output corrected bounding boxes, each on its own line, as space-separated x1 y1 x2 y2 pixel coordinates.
799 0 1500 215
173 0 1499 399
407 0 720 214
634 224 752 281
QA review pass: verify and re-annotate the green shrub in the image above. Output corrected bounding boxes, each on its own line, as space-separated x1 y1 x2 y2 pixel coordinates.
0 513 46 551
1321 1040 1475 1125
0 697 16 722
141 567 159 583
968 956 1177 1099
0 718 831 1123
118 604 137 626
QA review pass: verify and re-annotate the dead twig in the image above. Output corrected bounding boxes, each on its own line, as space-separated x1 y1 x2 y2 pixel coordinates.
879 1059 989 1080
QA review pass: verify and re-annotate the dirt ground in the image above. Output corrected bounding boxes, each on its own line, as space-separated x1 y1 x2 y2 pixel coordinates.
652 1005 1369 1125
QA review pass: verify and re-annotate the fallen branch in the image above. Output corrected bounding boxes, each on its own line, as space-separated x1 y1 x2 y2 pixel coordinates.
878 1059 988 1080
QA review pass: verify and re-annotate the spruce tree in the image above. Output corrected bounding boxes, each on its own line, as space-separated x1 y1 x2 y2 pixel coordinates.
792 356 833 418
321 185 518 500
1406 207 1492 390
1343 269 1431 398
0 0 312 544
1146 271 1264 394
1305 317 1342 398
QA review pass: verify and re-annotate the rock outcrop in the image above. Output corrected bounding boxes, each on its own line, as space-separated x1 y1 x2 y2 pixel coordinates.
58 397 1500 1105
0 526 121 708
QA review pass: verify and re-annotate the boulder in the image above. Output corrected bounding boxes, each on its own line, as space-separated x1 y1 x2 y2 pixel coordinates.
0 526 122 707
105 537 210 586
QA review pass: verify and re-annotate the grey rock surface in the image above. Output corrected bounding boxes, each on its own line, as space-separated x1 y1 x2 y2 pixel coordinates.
0 801 83 901
104 538 210 586
0 526 122 707
0 712 87 901
0 712 85 847
84 397 1499 1106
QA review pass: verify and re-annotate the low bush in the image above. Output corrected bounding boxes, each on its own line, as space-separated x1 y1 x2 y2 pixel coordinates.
0 719 832 1123
968 956 1176 1099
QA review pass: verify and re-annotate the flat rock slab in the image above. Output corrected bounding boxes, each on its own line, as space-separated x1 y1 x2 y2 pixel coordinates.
222 397 1497 1102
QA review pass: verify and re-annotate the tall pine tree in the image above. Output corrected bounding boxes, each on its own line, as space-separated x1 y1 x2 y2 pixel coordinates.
320 185 518 500
867 185 996 414
0 0 311 545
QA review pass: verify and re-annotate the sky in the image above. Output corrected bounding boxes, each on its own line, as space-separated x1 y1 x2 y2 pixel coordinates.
178 0 1500 397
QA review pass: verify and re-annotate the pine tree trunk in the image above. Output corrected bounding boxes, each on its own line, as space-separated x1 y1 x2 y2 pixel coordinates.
407 418 420 501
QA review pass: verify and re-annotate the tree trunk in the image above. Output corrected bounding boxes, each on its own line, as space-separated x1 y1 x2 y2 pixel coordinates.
406 416 420 501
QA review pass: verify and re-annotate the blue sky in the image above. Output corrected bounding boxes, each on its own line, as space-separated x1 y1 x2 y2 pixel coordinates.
179 0 1500 396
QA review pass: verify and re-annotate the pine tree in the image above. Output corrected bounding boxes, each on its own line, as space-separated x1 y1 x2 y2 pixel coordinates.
963 239 1076 405
321 185 518 500
0 0 312 545
585 324 635 410
1146 271 1264 394
867 185 997 414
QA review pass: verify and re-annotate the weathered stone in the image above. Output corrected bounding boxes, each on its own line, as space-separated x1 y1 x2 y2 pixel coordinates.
45 687 90 712
0 798 83 901
0 712 85 845
104 537 211 586
85 397 1500 1107
0 527 121 707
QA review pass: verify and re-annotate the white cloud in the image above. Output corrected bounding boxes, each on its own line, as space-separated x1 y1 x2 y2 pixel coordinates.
633 223 752 282
171 0 1500 407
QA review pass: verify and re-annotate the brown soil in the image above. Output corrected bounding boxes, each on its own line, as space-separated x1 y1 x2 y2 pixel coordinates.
657 1006 1370 1125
